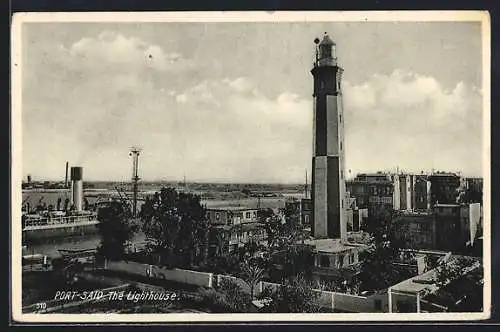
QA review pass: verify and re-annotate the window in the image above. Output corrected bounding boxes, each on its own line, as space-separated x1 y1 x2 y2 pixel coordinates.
215 213 220 221
340 141 343 150
375 299 382 311
341 170 344 179
245 212 251 219
320 255 330 268
304 215 310 224
339 113 342 123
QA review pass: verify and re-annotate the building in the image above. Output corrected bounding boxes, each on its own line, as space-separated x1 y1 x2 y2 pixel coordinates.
284 198 312 226
427 172 461 206
206 207 258 226
392 211 436 249
397 174 414 211
208 222 267 256
458 177 483 204
304 238 366 282
460 202 482 247
346 173 394 220
310 33 347 241
392 203 482 252
388 255 481 313
414 174 431 211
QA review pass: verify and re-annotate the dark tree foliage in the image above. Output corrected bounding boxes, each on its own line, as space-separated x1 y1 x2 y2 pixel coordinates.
198 279 253 313
258 208 312 281
358 208 408 291
264 210 307 253
281 245 314 279
434 256 480 288
97 201 137 261
431 256 483 312
258 275 321 313
283 200 301 226
257 208 275 223
140 187 210 268
206 254 241 275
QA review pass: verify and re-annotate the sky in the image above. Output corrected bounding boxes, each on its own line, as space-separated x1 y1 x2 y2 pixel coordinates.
20 20 484 183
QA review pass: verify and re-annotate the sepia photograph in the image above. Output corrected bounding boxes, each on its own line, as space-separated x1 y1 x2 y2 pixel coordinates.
11 11 490 323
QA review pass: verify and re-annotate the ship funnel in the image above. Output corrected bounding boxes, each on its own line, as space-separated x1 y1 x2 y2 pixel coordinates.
65 161 69 188
70 166 83 212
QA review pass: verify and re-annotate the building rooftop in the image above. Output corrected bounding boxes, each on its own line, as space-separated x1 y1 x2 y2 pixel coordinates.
206 206 258 212
304 238 366 253
347 179 393 185
390 267 440 295
428 173 460 178
390 255 480 295
433 203 460 208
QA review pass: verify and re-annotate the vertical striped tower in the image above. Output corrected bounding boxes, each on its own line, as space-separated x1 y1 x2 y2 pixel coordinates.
310 33 347 241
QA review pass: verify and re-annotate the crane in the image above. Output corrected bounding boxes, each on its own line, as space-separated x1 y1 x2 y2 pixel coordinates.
129 147 142 217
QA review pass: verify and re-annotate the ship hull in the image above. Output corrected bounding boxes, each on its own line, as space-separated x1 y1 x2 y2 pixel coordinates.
23 222 100 242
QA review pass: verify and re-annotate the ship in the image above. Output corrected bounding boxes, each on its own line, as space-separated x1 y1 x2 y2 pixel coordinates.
22 210 100 242
22 166 101 242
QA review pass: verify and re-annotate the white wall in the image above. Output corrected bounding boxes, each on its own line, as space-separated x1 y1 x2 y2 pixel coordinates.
106 261 213 288
259 281 385 312
106 261 389 313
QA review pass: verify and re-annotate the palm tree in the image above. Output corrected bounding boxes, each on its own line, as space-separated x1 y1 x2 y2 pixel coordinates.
241 257 266 299
214 229 229 257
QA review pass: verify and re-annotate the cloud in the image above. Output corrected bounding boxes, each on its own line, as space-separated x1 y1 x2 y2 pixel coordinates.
342 70 483 176
165 71 483 182
22 29 483 182
163 77 312 182
61 31 195 73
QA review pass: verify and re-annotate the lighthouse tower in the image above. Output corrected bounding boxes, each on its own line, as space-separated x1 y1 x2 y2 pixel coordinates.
310 33 347 241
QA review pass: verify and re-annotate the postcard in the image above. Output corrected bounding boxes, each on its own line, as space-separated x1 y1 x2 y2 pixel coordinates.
11 11 491 323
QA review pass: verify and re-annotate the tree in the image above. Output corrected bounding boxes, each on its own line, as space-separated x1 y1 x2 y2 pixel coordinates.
96 201 137 261
283 199 301 226
358 208 407 291
434 256 480 288
282 244 314 279
258 275 321 313
431 256 483 312
240 256 266 299
206 228 241 274
198 279 253 313
140 187 210 268
257 208 275 223
264 209 306 254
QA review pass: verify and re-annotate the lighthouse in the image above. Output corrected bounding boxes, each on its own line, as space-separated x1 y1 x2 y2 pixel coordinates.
310 33 347 241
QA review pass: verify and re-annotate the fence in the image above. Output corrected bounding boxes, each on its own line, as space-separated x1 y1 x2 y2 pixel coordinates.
106 260 213 288
259 281 385 312
104 261 387 312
